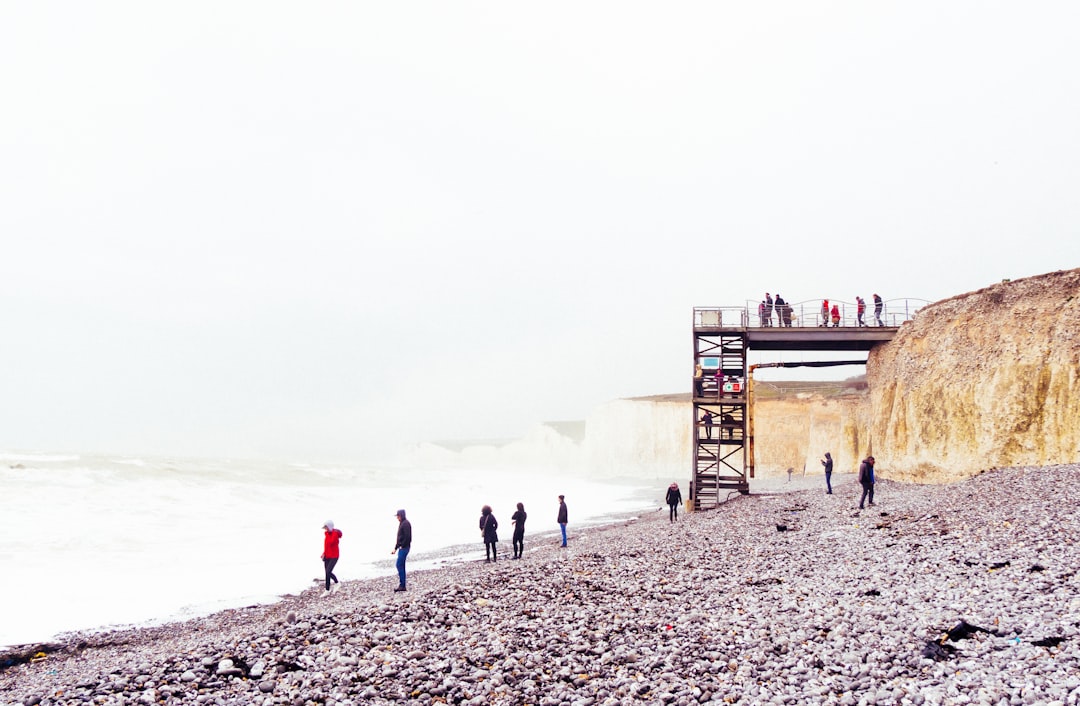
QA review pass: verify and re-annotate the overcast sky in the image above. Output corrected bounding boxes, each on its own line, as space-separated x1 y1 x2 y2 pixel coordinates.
2 2 1078 462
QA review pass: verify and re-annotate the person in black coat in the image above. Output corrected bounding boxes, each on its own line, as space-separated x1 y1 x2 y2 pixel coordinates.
665 482 683 523
821 452 834 494
858 456 876 509
511 502 527 559
557 495 568 547
479 505 499 562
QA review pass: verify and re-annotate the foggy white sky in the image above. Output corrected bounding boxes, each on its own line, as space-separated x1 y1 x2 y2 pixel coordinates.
2 2 1078 462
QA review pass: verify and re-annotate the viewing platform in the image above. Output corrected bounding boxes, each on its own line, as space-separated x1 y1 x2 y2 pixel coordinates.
689 297 928 508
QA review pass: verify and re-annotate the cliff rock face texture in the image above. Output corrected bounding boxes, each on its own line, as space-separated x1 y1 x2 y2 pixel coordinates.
868 269 1080 482
753 395 870 478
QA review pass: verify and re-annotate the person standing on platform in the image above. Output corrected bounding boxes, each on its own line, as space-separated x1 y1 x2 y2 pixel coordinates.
321 520 342 594
479 505 499 562
758 300 766 327
701 410 714 439
774 294 788 327
694 362 704 397
873 294 884 326
821 452 834 494
511 502 527 559
856 296 867 327
765 293 774 327
392 509 411 592
557 495 568 547
665 482 683 523
831 303 841 327
858 456 876 509
820 299 829 327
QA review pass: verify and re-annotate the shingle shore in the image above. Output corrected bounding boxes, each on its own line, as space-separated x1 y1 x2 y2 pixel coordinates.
3 466 1078 706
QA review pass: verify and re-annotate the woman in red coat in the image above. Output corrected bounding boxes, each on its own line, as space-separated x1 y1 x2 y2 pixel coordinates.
321 520 342 593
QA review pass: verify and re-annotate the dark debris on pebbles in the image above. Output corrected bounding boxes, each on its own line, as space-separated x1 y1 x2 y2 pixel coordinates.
3 464 1080 705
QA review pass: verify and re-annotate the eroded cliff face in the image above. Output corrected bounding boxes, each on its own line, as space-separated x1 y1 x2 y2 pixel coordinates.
753 395 870 478
581 394 869 480
868 268 1080 482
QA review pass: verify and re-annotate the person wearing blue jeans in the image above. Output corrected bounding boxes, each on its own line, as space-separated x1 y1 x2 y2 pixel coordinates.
393 509 412 592
557 495 568 547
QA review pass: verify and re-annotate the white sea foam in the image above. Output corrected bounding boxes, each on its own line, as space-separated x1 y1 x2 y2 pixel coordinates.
0 452 655 648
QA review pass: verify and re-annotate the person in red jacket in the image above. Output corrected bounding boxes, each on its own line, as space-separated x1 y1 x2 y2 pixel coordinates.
830 303 841 327
321 520 342 593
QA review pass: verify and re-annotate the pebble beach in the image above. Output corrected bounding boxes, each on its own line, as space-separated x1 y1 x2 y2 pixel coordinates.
3 465 1078 706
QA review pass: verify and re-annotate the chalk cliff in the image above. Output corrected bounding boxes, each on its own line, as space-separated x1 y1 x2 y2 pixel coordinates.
868 268 1080 481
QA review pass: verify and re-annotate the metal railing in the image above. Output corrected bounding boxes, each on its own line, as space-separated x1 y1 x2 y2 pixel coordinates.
695 298 930 329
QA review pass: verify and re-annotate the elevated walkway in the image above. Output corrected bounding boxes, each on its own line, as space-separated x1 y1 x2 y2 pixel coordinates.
690 298 925 509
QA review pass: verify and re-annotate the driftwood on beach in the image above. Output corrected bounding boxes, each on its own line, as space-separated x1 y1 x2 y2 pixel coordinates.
2 465 1079 705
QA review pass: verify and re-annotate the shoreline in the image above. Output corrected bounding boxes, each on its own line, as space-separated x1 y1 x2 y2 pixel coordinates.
4 466 1078 704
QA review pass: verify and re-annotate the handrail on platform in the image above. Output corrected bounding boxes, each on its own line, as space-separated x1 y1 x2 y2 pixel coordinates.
694 298 929 329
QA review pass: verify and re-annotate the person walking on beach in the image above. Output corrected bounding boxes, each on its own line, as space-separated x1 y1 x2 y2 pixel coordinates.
665 482 683 523
480 505 499 562
873 294 884 326
511 502 527 559
821 452 834 494
392 509 411 592
321 520 342 594
557 495 568 547
701 410 714 439
856 296 867 327
858 456 876 509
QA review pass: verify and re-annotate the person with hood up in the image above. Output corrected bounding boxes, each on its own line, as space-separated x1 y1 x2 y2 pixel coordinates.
479 505 499 562
321 520 342 594
858 456 876 509
820 299 830 327
665 482 683 523
821 452 834 494
511 502 527 559
831 303 841 327
392 509 411 592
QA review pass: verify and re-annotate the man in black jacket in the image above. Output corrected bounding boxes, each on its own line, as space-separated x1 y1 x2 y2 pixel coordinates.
393 509 412 592
557 495 568 547
821 452 834 494
858 457 876 509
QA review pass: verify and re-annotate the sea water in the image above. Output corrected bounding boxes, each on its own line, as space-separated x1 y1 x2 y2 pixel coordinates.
0 451 655 648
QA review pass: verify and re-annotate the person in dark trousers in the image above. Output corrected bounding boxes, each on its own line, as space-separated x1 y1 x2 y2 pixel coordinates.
557 495 568 547
511 502 527 559
392 509 411 592
701 410 714 439
821 452 834 494
764 293 774 327
775 294 791 326
856 296 867 327
873 294 884 326
722 412 735 439
820 299 829 327
858 456 876 509
321 520 342 594
479 505 499 562
665 482 683 523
